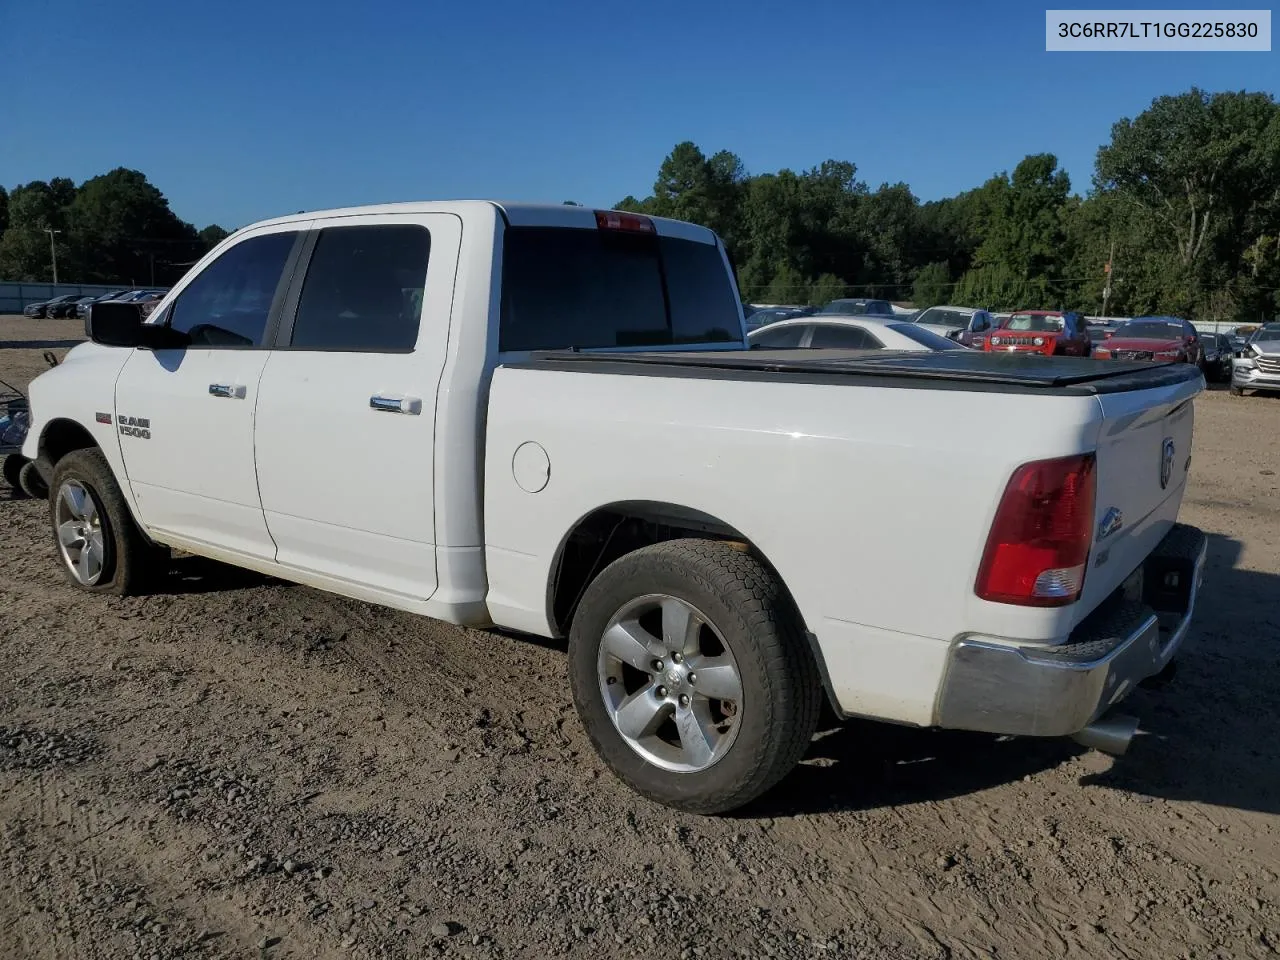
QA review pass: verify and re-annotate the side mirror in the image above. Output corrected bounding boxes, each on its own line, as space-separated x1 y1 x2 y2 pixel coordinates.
86 301 188 349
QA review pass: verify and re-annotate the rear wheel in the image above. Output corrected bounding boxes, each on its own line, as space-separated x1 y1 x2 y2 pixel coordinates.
48 448 163 595
568 539 821 814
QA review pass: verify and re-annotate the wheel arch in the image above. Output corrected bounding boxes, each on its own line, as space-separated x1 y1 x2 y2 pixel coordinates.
38 418 101 470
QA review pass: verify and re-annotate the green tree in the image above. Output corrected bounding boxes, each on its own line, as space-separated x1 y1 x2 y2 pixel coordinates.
66 168 199 284
974 154 1071 284
0 186 9 239
1097 89 1280 269
0 180 72 281
761 263 806 304
809 273 848 307
199 224 231 247
911 261 951 308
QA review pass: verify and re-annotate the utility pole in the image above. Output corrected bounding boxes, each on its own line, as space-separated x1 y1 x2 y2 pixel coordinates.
1101 238 1115 320
45 228 62 285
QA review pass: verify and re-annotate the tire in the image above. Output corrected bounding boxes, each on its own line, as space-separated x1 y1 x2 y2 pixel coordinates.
18 460 47 499
47 448 162 595
1230 385 1244 397
3 455 28 497
568 539 822 814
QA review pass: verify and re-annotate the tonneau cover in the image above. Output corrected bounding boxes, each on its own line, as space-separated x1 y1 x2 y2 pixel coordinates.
512 348 1204 396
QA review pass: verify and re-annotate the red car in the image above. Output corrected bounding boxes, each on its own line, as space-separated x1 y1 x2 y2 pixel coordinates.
982 311 1091 357
1093 316 1204 366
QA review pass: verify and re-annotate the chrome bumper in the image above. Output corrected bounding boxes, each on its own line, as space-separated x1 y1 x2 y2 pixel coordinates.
1233 358 1280 390
935 523 1207 737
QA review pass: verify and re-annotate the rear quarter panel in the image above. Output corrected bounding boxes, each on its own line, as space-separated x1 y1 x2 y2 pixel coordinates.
483 366 1113 723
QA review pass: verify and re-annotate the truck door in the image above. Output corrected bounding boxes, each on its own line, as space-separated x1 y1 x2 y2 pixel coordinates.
114 225 308 559
253 213 461 600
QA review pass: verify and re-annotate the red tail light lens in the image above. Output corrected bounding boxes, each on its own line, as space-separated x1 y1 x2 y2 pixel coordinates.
975 453 1097 606
594 210 655 234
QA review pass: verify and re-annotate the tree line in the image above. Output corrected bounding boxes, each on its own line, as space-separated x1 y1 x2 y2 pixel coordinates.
3 88 1277 320
0 168 229 288
615 88 1280 322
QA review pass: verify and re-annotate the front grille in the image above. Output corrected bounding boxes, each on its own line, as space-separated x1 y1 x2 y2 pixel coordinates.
1115 350 1154 360
994 336 1044 347
1257 355 1280 374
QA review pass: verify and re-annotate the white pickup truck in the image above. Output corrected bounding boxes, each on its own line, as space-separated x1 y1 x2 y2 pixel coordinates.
22 201 1207 813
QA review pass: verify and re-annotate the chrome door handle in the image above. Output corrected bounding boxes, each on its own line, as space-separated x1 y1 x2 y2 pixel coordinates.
370 395 422 415
209 383 246 399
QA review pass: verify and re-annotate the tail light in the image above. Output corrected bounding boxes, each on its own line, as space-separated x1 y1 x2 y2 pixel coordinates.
975 453 1097 606
594 210 655 234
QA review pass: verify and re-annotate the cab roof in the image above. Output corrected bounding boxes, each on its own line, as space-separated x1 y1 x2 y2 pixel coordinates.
241 201 719 244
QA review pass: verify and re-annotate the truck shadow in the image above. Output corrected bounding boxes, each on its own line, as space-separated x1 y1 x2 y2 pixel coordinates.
746 532 1280 819
156 554 279 595
0 339 85 350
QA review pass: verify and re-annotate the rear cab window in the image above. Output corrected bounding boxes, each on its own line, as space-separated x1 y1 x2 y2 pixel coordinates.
498 225 742 352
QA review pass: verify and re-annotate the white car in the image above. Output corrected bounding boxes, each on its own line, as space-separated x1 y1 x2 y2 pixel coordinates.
1231 322 1280 396
747 314 964 351
914 305 996 348
22 201 1207 814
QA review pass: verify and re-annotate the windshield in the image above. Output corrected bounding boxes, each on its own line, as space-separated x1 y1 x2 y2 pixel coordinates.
916 308 970 328
1117 321 1184 340
819 299 887 316
499 226 741 351
1250 324 1280 343
1002 313 1063 332
886 322 965 350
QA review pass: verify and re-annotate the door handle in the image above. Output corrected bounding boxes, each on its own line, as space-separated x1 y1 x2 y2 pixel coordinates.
370 395 422 415
209 383 247 399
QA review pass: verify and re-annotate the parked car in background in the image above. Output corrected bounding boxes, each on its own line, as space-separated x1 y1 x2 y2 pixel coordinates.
23 294 83 319
112 289 168 304
49 296 98 319
1231 322 1280 396
816 298 895 317
984 310 1092 357
744 306 813 331
913 305 995 348
1093 317 1203 367
748 314 966 351
71 292 130 319
1200 334 1233 382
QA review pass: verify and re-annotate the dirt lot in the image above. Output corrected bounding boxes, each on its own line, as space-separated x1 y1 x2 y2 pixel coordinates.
1 314 1277 960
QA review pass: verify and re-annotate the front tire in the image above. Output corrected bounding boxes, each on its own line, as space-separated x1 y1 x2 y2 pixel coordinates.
568 539 822 814
48 448 162 595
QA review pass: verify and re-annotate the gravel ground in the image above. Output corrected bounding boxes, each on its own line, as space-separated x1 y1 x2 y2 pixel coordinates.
1 314 1278 960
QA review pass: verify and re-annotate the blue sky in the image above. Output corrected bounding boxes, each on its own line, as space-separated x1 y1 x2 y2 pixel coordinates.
2 0 1275 230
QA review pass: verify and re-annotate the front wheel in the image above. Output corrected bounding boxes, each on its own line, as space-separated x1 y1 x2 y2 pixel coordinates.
48 448 163 595
568 539 822 814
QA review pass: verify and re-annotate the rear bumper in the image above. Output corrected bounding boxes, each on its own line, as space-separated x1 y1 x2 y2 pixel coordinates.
935 523 1207 737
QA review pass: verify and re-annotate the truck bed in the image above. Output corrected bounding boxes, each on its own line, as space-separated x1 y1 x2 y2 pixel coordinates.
514 349 1203 395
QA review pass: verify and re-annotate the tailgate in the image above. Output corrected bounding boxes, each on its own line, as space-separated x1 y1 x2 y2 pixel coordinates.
1078 372 1202 617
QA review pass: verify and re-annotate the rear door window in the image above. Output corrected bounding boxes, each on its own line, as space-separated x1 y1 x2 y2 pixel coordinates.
499 227 740 351
287 224 430 351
